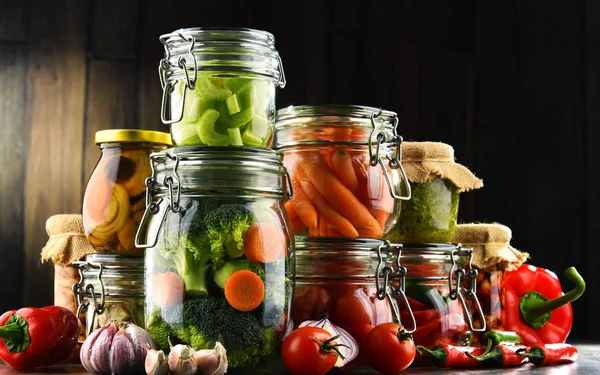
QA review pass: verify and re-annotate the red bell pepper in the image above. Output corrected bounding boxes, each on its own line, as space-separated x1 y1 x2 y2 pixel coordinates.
503 265 585 345
0 306 81 370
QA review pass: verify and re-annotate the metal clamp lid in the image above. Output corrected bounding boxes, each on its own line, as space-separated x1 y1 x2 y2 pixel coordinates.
375 242 416 333
449 245 487 333
368 110 411 201
72 261 105 338
158 29 286 125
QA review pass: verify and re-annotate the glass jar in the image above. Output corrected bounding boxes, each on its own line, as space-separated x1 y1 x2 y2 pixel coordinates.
159 27 286 147
294 238 415 368
274 105 411 238
72 254 145 338
137 147 293 373
474 266 504 333
82 129 172 254
388 178 459 243
396 243 486 349
384 141 483 243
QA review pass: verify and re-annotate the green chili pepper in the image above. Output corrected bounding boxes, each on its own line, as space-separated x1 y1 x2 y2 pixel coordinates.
475 330 522 358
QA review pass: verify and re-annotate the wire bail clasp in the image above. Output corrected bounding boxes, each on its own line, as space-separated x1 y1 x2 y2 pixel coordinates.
159 32 198 124
72 261 106 338
368 110 411 201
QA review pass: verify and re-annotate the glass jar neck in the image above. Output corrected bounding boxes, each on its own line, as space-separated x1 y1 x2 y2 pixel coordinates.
99 142 168 152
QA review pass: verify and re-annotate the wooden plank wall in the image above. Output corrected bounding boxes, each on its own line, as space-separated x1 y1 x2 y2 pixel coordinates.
0 0 596 341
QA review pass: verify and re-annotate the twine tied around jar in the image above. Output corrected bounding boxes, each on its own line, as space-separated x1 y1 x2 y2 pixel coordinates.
451 223 530 271
402 141 483 192
41 214 97 266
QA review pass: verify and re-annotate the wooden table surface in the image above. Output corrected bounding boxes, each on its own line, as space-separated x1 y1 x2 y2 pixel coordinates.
0 344 597 374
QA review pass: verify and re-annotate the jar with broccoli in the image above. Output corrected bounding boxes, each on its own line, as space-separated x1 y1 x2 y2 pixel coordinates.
138 147 294 373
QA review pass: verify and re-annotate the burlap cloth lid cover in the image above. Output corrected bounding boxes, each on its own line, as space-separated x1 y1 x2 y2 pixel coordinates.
402 141 483 192
451 223 529 271
41 214 97 266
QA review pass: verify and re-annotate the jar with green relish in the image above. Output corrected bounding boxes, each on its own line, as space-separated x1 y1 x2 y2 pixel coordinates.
385 142 483 243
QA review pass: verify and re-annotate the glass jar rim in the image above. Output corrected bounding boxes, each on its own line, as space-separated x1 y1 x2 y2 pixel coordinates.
276 104 397 129
147 146 291 197
159 26 285 86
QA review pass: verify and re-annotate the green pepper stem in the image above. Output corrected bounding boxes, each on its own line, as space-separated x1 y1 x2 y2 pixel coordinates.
0 322 24 343
415 345 445 363
466 339 493 360
524 267 586 317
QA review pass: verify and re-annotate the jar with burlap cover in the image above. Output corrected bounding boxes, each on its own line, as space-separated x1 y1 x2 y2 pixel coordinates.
450 222 530 333
41 214 98 315
385 141 483 243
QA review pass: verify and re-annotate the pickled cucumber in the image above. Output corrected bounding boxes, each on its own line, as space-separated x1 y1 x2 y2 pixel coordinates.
197 109 231 146
169 73 274 147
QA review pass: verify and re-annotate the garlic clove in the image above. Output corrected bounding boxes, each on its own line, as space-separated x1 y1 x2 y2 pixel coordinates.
124 321 158 372
110 328 136 374
88 321 118 374
213 342 228 375
80 323 106 373
193 349 219 375
169 344 197 375
145 349 170 375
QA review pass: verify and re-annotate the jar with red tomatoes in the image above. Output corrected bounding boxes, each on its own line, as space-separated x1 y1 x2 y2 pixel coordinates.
293 238 416 369
273 105 411 239
395 243 487 350
450 223 529 336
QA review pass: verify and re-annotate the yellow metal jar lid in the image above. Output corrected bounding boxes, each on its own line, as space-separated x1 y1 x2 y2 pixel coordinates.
95 129 173 146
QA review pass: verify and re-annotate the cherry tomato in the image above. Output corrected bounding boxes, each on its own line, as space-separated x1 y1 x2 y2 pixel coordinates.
366 323 416 375
330 289 372 330
282 326 341 375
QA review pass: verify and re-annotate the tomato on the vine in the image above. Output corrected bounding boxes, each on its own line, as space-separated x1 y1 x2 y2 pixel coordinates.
282 326 344 375
365 323 416 375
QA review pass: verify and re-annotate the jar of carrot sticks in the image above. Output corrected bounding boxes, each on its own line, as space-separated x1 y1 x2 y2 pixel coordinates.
294 238 415 367
395 243 487 349
137 147 293 372
82 129 172 254
450 223 529 338
274 105 411 238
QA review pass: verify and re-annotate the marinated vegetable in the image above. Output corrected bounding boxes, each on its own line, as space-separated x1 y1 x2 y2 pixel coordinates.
82 130 171 254
386 178 459 243
281 327 346 375
171 75 274 147
145 199 292 370
365 323 416 375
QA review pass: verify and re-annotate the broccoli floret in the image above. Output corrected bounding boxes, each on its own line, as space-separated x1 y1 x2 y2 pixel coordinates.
181 296 276 368
146 308 183 352
203 204 254 266
213 259 265 288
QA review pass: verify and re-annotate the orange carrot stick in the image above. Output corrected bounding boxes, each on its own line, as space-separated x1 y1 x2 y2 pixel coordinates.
224 270 265 312
301 152 382 237
352 153 371 207
296 165 359 238
243 222 286 263
289 166 318 231
319 218 329 237
370 208 389 230
291 214 307 233
331 150 359 194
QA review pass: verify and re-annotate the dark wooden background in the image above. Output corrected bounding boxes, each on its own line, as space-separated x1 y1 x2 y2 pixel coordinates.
0 0 597 341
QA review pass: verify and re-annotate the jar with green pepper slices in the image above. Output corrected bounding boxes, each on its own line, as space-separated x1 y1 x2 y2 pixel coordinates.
392 243 487 354
158 27 286 148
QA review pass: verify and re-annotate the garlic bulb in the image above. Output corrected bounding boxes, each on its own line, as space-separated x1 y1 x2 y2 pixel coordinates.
80 320 158 374
168 344 197 375
194 342 228 375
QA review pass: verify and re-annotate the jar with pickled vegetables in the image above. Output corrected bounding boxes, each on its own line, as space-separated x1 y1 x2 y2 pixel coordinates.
395 243 486 350
273 105 411 239
158 27 286 147
72 254 145 338
137 147 293 373
384 142 483 243
450 223 530 336
82 129 172 254
294 238 415 369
